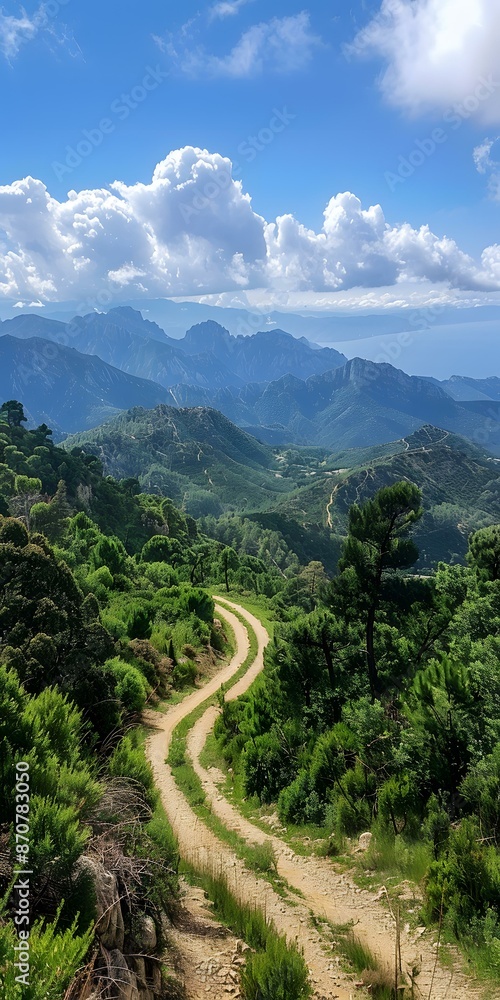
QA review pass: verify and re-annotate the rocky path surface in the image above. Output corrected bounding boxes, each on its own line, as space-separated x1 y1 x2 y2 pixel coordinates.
167 877 250 1000
146 598 490 1000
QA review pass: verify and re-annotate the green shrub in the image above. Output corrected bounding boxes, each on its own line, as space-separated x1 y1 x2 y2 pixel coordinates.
126 605 153 640
425 818 500 935
333 763 375 836
86 565 113 599
0 907 93 1000
107 656 149 713
168 741 186 768
461 743 500 842
240 936 311 1000
108 732 157 807
172 660 197 689
278 770 325 826
100 608 128 639
377 773 421 837
137 804 180 919
0 517 28 546
28 797 92 923
422 794 450 859
243 728 300 805
91 535 128 575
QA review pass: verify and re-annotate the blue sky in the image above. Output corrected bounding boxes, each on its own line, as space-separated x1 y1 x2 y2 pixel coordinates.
0 0 499 310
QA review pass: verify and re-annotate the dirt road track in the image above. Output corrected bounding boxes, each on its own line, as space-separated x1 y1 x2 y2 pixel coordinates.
146 598 489 1000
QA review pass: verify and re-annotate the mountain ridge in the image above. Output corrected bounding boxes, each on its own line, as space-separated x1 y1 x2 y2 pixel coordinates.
0 335 175 434
64 404 294 516
1 308 347 388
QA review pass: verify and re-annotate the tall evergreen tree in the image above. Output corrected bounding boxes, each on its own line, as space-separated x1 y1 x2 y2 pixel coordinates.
332 481 423 699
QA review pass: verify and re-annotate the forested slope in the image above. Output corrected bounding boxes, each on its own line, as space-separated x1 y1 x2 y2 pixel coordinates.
0 399 313 999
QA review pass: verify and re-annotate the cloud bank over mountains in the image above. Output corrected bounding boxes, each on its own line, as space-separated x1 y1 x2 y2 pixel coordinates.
1 145 500 305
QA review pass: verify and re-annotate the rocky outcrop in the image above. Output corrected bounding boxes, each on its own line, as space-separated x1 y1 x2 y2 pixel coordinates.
131 914 157 953
76 855 165 1000
76 856 125 951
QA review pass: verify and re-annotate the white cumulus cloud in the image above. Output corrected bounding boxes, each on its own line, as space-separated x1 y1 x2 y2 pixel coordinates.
350 0 500 123
0 146 499 303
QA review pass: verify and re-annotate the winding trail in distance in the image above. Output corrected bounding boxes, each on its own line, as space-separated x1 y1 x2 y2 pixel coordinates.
146 599 487 1000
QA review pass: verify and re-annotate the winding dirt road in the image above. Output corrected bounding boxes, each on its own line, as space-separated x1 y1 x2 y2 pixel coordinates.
146 599 489 1000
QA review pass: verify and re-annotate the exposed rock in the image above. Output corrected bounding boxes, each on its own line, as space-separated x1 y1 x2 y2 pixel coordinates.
358 832 372 852
131 913 157 953
76 856 125 950
129 956 147 985
108 949 139 1000
151 963 162 993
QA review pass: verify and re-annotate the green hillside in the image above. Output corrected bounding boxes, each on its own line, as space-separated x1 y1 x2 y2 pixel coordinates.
255 427 500 569
65 409 500 572
64 404 295 517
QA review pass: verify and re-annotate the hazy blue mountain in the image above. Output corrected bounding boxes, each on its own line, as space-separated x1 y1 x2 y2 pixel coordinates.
439 375 500 402
167 382 263 426
20 296 413 342
178 320 347 380
3 312 500 452
0 335 175 434
1 314 68 341
4 300 500 380
0 309 346 388
171 357 500 453
1 311 240 390
67 317 242 389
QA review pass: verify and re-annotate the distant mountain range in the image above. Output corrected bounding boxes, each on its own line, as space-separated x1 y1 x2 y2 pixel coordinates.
0 296 418 342
168 357 500 454
0 335 173 434
2 308 500 453
438 374 500 402
1 308 347 389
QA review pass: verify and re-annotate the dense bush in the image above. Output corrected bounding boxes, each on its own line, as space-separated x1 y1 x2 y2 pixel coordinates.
240 936 311 1000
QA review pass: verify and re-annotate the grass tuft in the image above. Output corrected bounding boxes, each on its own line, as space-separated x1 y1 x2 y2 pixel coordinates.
245 841 277 874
